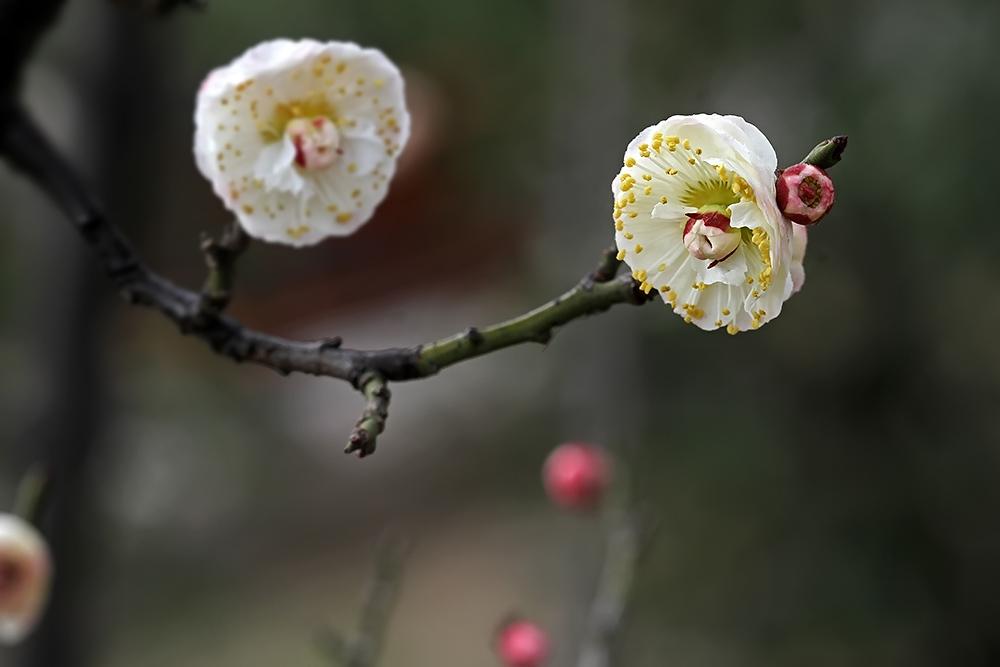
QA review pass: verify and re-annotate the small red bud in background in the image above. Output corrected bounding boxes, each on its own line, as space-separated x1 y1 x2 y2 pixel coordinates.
0 514 51 645
776 163 836 225
543 443 610 510
496 619 550 667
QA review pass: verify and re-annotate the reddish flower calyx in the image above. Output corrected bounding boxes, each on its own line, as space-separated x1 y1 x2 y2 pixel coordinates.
776 163 836 225
682 210 740 263
286 116 341 171
543 442 611 510
496 620 550 667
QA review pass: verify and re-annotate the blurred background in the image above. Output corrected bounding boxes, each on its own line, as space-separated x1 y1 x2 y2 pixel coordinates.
1 0 999 665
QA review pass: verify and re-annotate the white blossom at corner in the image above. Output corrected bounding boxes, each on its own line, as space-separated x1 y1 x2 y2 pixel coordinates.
194 39 411 246
612 114 805 334
0 514 51 644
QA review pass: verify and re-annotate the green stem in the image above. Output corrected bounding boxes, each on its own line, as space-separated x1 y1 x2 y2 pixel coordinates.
418 272 646 373
345 372 391 457
802 135 848 170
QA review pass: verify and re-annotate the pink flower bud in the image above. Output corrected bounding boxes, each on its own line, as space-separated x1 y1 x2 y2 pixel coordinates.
496 620 549 667
776 163 836 225
543 443 610 510
0 515 51 645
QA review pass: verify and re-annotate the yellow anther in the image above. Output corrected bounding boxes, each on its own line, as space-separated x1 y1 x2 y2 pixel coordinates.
624 232 634 240
659 196 668 204
625 157 636 167
634 244 643 253
683 139 691 150
616 249 626 260
721 308 731 316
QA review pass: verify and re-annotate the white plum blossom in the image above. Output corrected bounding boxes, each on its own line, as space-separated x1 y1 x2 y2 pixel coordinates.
612 114 806 333
0 514 51 644
194 39 410 246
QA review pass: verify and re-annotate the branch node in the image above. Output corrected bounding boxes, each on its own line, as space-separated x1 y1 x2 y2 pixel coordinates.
319 336 343 350
583 245 623 289
466 326 484 346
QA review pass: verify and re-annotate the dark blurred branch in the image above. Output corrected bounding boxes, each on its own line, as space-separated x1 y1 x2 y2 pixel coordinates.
0 0 67 99
319 538 409 667
13 465 51 527
576 511 641 667
110 0 206 14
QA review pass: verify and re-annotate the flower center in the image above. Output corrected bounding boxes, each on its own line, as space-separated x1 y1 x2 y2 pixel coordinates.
683 207 740 264
0 557 23 599
798 175 822 207
286 116 341 171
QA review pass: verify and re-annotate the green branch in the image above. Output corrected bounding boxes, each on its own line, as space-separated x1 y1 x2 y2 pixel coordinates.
345 372 391 458
416 248 643 373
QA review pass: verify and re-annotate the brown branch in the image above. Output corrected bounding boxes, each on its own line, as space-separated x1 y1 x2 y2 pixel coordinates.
0 0 845 455
318 537 410 667
0 103 651 453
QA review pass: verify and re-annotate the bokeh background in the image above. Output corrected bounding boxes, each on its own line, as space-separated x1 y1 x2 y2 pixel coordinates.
1 0 999 665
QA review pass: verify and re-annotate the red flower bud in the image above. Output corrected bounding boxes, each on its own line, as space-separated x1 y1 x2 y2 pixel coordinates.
496 620 549 667
542 443 610 510
776 163 836 225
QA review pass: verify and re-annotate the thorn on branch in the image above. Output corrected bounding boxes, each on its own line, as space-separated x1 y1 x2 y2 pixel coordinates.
345 372 391 458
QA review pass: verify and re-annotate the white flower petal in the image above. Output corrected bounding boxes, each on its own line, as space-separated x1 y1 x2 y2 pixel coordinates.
611 114 800 333
194 39 410 246
790 223 808 294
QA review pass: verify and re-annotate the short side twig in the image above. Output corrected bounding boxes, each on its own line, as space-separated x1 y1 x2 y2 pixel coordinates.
345 372 391 458
199 220 249 313
318 537 410 667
